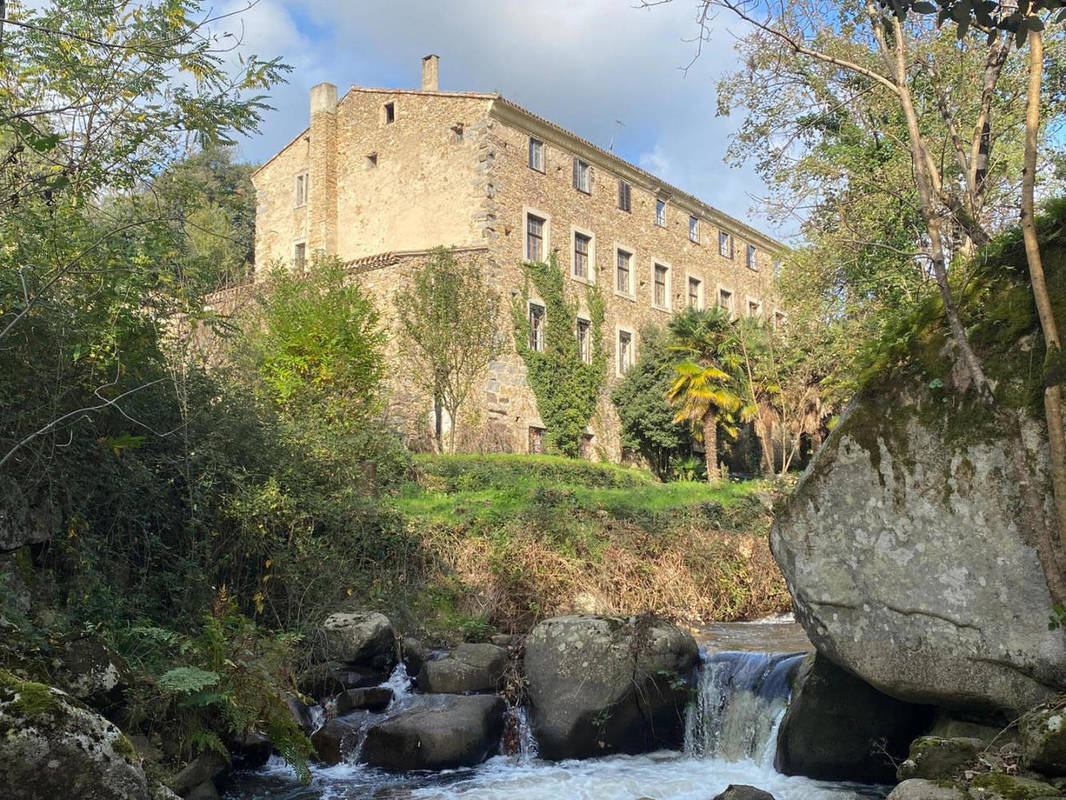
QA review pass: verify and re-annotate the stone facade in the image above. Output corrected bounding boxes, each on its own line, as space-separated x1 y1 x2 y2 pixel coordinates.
251 57 785 459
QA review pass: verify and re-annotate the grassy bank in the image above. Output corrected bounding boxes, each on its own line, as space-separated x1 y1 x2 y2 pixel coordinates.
393 454 791 638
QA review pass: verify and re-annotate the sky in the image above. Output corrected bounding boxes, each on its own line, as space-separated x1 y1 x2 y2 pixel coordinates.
218 0 785 239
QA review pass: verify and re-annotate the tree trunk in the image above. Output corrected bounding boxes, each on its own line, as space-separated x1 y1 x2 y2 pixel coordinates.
1021 25 1066 603
703 411 720 483
433 394 444 454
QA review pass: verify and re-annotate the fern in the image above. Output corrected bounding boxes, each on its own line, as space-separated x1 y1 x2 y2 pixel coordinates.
157 666 220 694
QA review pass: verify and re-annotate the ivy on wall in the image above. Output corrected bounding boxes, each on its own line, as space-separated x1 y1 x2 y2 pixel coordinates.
511 254 608 457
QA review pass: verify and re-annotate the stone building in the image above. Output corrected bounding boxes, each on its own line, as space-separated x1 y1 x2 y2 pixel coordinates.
251 55 785 460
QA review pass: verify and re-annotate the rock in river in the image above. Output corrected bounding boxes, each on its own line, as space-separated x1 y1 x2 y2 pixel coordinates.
523 614 698 760
772 381 1066 716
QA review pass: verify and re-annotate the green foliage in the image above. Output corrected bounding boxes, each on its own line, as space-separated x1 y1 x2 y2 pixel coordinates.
394 247 501 452
157 666 220 695
511 255 608 457
611 325 694 480
414 452 656 492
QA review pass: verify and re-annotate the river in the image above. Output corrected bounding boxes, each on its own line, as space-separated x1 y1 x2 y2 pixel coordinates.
225 616 884 800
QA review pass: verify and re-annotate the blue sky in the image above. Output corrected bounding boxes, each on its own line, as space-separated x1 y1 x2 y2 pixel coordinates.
221 0 784 239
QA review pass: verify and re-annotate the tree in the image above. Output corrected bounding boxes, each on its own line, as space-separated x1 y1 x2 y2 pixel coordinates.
611 325 693 479
666 306 752 483
885 0 1066 609
676 0 1066 396
394 247 501 453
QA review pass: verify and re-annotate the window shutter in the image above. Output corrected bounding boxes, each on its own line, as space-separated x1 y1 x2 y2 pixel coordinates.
573 158 580 189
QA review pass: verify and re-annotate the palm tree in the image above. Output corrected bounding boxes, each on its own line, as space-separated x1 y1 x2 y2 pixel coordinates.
666 306 751 483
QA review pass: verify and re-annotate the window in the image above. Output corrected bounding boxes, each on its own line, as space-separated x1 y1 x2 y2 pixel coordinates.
719 230 733 258
573 232 591 280
384 102 395 123
529 137 544 172
655 199 666 227
689 215 700 243
773 260 783 277
293 242 306 272
573 158 590 193
526 214 545 261
618 180 631 212
529 303 545 352
529 426 545 455
451 123 464 143
774 311 787 330
576 318 591 364
748 299 762 318
366 152 378 168
618 330 633 375
653 263 669 308
688 276 702 309
294 173 308 207
718 288 734 317
616 249 632 295
581 433 593 460
747 244 758 270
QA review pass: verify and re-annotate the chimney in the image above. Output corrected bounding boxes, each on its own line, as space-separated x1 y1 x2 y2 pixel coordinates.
422 54 439 92
308 82 338 257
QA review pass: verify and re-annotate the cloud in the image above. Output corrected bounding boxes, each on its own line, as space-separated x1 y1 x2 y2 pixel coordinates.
219 0 787 238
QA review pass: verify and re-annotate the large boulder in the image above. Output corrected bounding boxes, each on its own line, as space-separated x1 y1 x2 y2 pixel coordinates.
1020 702 1066 776
887 779 967 800
772 384 1066 717
0 477 54 551
775 653 935 783
316 612 396 670
0 670 149 799
416 643 507 694
523 614 698 761
56 633 132 707
362 694 505 771
310 711 377 765
897 736 983 781
711 786 776 800
168 750 229 796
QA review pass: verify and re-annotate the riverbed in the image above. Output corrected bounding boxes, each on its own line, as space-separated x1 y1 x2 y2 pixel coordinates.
225 616 881 800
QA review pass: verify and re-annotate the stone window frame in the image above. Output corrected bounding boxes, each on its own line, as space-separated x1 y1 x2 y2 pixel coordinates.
528 425 546 454
576 314 592 364
522 205 551 262
293 240 307 272
651 259 672 312
717 284 735 319
383 101 396 124
618 179 631 212
746 296 763 318
528 137 545 173
746 243 759 271
573 157 591 194
689 215 701 244
570 225 596 284
718 229 734 259
616 326 635 377
686 273 704 310
773 310 787 330
366 152 378 169
613 243 636 301
294 172 308 208
528 299 546 352
655 198 667 228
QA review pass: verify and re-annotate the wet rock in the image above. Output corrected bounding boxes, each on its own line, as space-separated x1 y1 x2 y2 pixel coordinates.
362 694 505 771
775 653 935 783
1021 703 1066 776
710 785 776 800
772 384 1066 717
897 737 983 781
417 643 507 694
524 614 698 760
169 750 229 796
229 730 272 770
284 695 315 733
401 636 427 676
185 782 221 800
335 686 393 714
310 711 376 765
298 662 385 701
0 670 149 799
887 779 967 800
317 612 396 670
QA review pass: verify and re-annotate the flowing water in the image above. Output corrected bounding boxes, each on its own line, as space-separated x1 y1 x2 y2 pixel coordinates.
225 617 883 800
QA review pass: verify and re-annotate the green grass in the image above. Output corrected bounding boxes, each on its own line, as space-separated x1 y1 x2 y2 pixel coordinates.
396 454 769 526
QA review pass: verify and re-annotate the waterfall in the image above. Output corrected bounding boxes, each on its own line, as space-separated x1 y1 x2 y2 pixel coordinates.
684 651 806 764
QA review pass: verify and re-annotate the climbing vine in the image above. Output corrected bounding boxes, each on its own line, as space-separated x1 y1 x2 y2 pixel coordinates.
512 254 607 457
